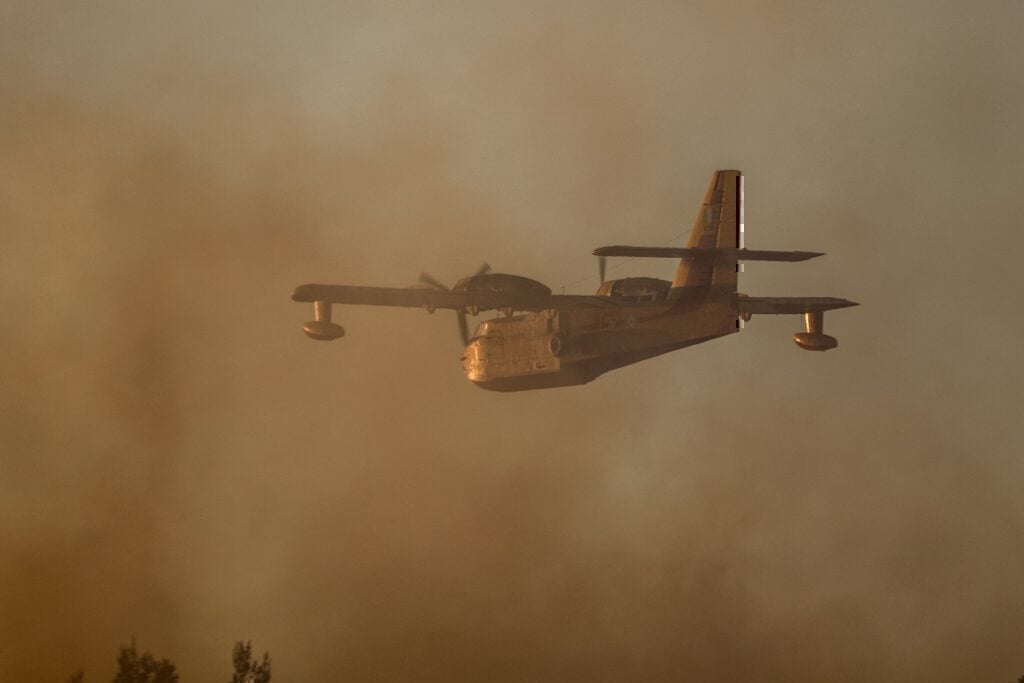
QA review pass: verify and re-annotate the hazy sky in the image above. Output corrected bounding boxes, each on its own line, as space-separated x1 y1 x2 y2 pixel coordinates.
2 2 1023 681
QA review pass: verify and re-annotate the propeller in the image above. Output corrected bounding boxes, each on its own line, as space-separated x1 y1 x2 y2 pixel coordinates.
598 255 607 284
418 271 450 292
418 263 491 346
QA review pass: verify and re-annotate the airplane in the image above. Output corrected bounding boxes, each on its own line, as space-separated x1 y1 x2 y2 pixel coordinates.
292 170 857 391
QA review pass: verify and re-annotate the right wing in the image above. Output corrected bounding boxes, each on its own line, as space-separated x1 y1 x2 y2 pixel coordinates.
292 284 624 312
293 284 482 310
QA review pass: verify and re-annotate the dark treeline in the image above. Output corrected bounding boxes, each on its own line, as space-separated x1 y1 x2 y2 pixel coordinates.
66 640 270 683
62 642 1020 683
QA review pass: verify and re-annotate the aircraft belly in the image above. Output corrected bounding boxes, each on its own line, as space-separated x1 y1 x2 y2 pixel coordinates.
470 363 594 392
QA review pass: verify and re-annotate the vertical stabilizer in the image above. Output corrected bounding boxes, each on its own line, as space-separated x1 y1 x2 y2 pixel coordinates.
670 169 742 296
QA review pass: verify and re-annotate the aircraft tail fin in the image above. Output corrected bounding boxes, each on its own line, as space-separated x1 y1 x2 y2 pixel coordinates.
670 170 742 296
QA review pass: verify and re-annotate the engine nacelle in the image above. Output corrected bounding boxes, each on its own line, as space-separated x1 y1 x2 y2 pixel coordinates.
596 277 672 300
454 273 552 299
793 332 837 351
452 273 552 314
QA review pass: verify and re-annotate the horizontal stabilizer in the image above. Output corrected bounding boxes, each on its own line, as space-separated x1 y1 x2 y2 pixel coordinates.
738 296 859 314
593 246 824 261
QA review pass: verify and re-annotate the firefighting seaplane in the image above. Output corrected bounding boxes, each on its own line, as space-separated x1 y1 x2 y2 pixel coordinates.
292 170 857 391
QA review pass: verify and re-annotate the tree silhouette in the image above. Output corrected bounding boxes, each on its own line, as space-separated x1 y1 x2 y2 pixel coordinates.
112 640 178 683
230 640 271 683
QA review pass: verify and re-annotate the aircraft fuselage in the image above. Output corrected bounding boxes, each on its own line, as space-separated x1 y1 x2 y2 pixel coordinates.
462 294 738 391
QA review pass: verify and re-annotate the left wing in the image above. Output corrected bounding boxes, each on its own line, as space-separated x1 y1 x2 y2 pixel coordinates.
737 296 858 314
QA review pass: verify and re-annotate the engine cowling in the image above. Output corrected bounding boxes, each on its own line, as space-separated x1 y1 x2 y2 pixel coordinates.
453 273 553 314
596 277 672 300
454 273 552 299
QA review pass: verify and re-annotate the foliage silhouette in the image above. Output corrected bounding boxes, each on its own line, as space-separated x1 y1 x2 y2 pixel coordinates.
111 639 178 683
229 640 271 683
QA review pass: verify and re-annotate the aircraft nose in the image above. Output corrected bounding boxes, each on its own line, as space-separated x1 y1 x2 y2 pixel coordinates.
461 339 485 380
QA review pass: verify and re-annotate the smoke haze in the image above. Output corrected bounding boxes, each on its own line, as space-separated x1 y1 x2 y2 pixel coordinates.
2 2 1023 680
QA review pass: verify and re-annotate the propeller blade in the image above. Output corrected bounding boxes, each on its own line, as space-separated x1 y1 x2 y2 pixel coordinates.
457 309 470 346
418 272 450 291
420 265 486 347
598 255 607 284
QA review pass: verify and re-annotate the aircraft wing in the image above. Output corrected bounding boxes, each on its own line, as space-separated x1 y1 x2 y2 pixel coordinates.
292 284 622 312
294 284 480 310
737 296 859 314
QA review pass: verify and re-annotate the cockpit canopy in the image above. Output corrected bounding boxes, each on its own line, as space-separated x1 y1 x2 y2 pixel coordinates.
596 277 672 300
472 315 522 338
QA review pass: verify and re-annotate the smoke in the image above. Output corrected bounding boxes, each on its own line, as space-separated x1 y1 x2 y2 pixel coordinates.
2 1 1023 681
